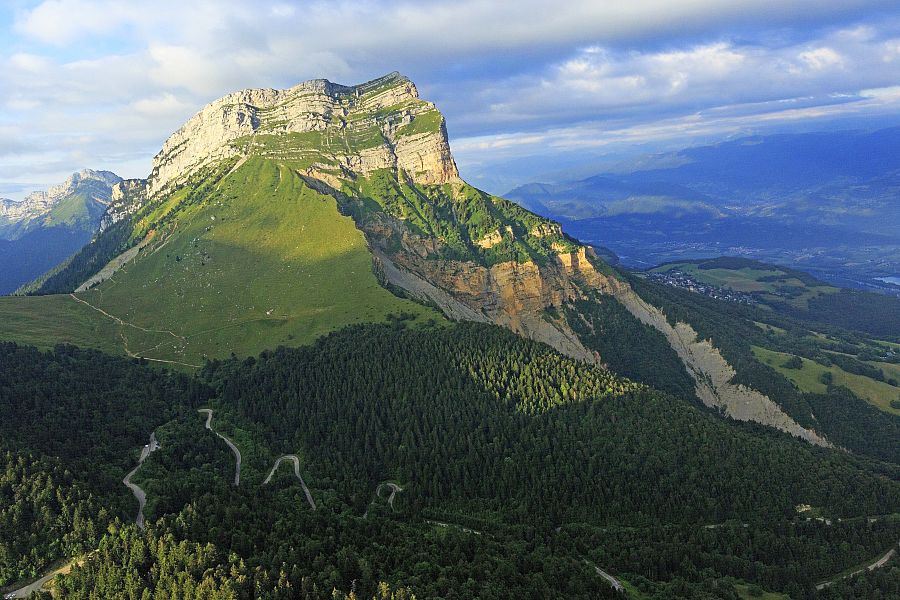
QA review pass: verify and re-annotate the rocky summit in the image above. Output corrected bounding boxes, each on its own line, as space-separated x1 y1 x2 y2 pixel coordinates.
0 169 120 231
149 72 458 198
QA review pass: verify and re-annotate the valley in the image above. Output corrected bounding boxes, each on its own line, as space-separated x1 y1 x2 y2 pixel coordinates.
506 128 900 294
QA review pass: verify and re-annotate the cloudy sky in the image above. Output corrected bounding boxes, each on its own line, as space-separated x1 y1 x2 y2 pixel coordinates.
2 0 900 197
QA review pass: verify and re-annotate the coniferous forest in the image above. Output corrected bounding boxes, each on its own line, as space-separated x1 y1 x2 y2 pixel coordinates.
1 322 898 599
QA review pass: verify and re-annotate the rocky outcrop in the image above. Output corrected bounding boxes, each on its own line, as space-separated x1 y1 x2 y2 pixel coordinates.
360 212 610 364
100 179 147 232
613 287 830 446
148 72 459 198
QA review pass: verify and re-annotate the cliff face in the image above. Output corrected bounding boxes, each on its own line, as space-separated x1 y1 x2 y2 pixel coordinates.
354 205 615 364
148 72 458 198
100 179 147 233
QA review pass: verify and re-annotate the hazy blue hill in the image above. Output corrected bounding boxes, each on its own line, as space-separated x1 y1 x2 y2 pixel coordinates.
0 227 95 295
507 127 900 287
0 171 120 294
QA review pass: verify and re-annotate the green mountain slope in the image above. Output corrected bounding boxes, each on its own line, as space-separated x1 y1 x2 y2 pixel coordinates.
0 73 850 445
56 158 439 366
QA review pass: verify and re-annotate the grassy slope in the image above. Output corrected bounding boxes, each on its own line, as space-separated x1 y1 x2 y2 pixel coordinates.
0 295 122 354
0 158 440 365
752 345 900 415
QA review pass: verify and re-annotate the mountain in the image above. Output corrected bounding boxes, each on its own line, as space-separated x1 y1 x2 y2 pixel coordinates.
506 128 900 289
2 73 829 444
0 72 852 449
0 169 121 294
0 73 898 600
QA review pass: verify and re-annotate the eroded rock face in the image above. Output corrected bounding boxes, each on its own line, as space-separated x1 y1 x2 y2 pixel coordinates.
362 214 612 363
613 287 831 446
148 72 459 198
100 179 148 232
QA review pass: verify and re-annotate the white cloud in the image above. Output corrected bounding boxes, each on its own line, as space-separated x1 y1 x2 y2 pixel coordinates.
2 0 900 196
14 0 140 45
797 47 844 70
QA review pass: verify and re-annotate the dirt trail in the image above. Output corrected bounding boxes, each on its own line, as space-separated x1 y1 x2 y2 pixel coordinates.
816 542 898 590
263 455 316 510
123 432 160 530
68 294 201 369
2 556 87 599
198 409 241 485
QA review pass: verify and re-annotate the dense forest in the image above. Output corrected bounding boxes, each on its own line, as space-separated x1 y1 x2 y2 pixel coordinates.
0 342 209 587
2 323 898 598
564 295 696 400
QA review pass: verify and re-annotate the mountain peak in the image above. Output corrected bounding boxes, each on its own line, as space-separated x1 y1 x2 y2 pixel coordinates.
0 169 121 225
149 72 456 198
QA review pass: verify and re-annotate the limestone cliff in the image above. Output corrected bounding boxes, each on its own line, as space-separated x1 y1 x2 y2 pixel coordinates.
100 179 147 233
148 72 458 198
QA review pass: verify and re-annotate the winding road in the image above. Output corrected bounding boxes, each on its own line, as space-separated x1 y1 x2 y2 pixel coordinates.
198 409 241 485
816 542 899 590
2 557 86 599
363 482 403 518
123 432 160 530
263 455 316 510
377 482 403 511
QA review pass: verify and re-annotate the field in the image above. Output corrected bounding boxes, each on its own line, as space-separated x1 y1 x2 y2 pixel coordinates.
0 158 442 367
652 261 839 308
752 345 900 415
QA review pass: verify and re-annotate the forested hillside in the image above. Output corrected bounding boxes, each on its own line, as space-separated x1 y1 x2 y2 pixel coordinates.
3 323 896 599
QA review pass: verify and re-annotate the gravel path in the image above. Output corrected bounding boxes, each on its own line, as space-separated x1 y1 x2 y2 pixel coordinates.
198 409 241 485
263 455 316 510
123 432 160 530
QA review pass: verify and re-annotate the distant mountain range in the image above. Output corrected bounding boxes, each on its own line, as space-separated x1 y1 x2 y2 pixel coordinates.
506 128 900 292
0 169 121 294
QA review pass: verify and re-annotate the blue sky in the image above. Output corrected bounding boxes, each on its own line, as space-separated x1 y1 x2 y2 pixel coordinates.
2 0 900 197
